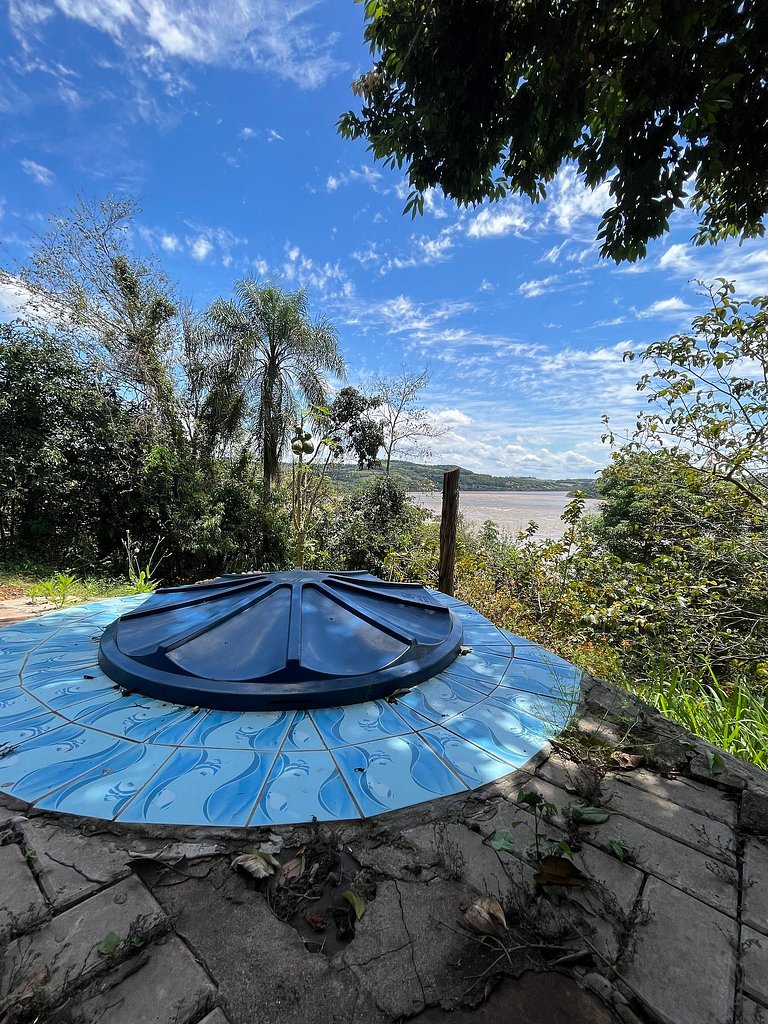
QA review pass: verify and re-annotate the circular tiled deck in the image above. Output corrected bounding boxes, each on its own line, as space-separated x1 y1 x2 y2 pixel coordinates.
0 593 581 827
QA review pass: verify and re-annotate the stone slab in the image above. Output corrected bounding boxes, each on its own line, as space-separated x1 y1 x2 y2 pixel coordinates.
198 1011 232 1024
20 818 131 911
742 784 768 839
620 876 738 1024
581 812 738 918
743 997 768 1024
0 875 166 1010
742 927 768 1005
0 843 48 940
598 776 737 865
743 839 768 936
604 768 738 826
77 934 217 1024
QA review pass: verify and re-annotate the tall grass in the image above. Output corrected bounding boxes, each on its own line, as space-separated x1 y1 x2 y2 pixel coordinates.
635 660 768 769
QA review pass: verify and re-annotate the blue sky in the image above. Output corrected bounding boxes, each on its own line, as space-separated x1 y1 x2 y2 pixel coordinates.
2 0 768 479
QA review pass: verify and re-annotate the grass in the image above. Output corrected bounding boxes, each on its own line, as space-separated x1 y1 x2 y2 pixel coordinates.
0 562 133 602
633 660 768 770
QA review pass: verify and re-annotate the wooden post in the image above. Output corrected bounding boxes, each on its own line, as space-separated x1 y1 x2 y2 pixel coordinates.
438 468 460 596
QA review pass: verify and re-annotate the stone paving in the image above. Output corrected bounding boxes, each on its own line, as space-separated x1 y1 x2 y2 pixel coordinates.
0 672 766 1024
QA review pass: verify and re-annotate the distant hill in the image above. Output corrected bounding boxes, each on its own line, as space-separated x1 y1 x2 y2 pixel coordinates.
326 461 600 498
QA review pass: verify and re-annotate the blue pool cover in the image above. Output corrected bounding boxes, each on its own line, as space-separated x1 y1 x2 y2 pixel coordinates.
0 591 581 827
98 571 464 711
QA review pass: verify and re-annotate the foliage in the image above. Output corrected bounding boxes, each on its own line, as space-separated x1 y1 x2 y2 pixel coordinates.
636 661 768 769
326 460 599 496
608 280 768 508
29 573 79 608
327 387 385 469
209 281 346 496
340 1 768 261
371 366 445 473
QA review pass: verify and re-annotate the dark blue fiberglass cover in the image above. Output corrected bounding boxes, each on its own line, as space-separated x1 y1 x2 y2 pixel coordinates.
98 570 463 711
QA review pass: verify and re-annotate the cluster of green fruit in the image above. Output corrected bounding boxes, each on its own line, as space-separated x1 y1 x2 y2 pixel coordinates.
291 425 315 457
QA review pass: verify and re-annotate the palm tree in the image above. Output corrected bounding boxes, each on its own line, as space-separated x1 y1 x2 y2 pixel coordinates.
209 281 346 496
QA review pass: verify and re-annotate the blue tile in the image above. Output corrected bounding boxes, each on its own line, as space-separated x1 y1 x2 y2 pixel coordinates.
118 747 277 826
73 697 200 744
0 725 130 803
250 750 359 825
0 688 50 724
442 649 512 689
35 742 173 819
281 711 326 751
0 709 65 747
25 647 99 675
180 709 293 750
500 658 581 701
468 644 514 657
22 673 123 713
497 689 577 733
421 726 516 787
334 736 467 816
439 696 550 768
311 701 410 749
514 644 583 675
0 668 23 690
390 675 486 728
461 622 513 644
498 628 536 646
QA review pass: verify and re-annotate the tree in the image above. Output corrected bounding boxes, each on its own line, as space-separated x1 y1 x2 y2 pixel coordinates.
339 1 768 261
327 386 385 469
5 196 180 428
209 281 346 496
372 366 444 473
605 280 768 509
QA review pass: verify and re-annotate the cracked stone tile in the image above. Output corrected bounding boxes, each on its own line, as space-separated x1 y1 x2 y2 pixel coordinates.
198 1011 232 1024
602 768 738 827
0 875 166 1012
579 813 738 918
19 818 131 911
0 844 49 941
598 776 737 865
76 934 217 1024
742 927 768 1006
620 876 737 1024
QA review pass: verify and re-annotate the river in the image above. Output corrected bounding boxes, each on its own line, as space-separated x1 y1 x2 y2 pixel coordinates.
407 490 602 540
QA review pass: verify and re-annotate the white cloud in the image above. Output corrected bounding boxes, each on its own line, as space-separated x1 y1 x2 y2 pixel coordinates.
518 275 559 298
326 165 382 192
9 0 346 89
467 201 530 239
189 235 213 261
636 296 692 318
266 127 283 143
240 126 256 139
545 165 612 233
659 243 695 274
161 233 180 252
20 158 54 184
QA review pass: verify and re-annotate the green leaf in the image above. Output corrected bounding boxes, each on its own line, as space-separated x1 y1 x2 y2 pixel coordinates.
343 890 366 920
706 751 726 776
608 839 630 861
571 804 610 824
489 828 518 852
97 932 121 956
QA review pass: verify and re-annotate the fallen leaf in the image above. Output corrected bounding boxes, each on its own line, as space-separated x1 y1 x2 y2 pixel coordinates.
706 751 726 776
462 895 506 936
608 838 630 861
570 804 610 824
97 932 121 956
231 852 279 880
489 829 518 853
533 855 588 887
386 687 412 703
276 854 305 888
610 751 644 771
343 890 366 920
305 913 327 932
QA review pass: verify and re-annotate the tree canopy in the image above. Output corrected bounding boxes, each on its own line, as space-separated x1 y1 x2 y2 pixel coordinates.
339 0 768 261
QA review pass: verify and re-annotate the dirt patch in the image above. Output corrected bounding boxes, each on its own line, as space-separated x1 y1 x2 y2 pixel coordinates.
414 973 620 1023
0 586 25 601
